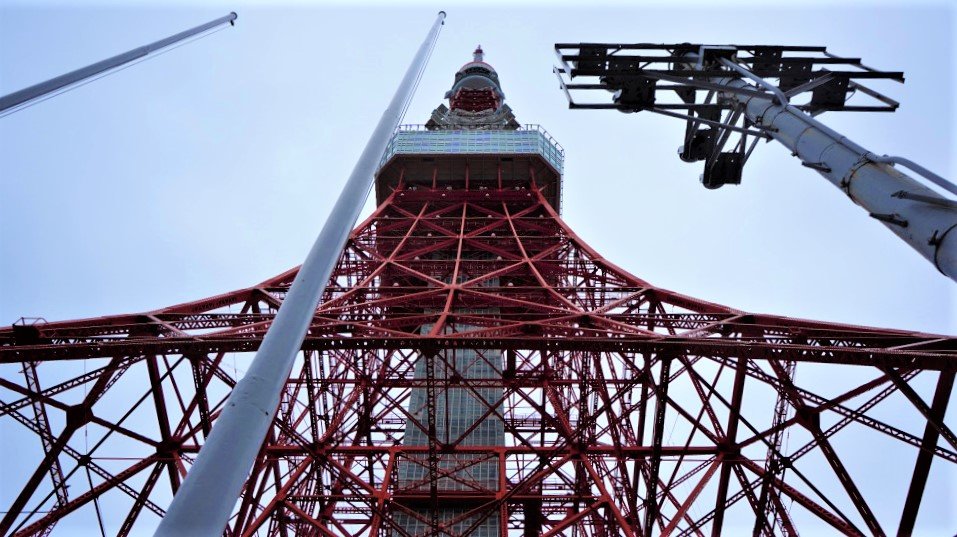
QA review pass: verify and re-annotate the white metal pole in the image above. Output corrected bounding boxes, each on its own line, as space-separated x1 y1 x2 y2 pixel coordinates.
0 12 238 114
154 11 445 536
695 55 957 281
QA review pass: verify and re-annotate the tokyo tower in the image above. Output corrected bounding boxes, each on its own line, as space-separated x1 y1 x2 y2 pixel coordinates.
2 40 956 537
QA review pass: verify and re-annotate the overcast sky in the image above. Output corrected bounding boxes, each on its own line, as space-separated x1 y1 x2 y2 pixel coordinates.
1 1 953 335
1 1 954 535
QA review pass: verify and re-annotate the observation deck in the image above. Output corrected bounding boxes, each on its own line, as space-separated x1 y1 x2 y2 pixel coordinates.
376 124 565 212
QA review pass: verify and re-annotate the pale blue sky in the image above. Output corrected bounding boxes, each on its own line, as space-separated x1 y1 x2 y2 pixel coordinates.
0 1 955 535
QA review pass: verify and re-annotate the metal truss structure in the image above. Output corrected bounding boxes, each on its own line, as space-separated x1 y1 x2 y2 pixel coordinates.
2 180 956 535
2 47 956 537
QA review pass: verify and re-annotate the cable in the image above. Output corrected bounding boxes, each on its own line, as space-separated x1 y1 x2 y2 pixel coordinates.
868 153 957 198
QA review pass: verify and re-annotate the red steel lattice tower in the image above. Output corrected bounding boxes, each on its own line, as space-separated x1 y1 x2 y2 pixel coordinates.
2 48 956 537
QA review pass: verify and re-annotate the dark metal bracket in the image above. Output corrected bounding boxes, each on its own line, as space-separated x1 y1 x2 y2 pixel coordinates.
553 43 903 189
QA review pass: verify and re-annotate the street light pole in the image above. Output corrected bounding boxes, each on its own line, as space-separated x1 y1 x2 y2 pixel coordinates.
703 55 957 280
553 43 957 281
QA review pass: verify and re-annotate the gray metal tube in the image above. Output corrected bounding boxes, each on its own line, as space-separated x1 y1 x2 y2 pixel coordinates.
153 11 445 537
697 56 957 281
0 12 238 113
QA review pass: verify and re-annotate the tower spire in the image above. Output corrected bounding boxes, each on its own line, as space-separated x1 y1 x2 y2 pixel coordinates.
426 47 520 129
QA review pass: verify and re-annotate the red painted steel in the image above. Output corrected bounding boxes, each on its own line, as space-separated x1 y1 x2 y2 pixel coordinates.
1 171 956 535
449 88 500 113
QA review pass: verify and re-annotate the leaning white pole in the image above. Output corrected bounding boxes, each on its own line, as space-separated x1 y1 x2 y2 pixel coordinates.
155 11 445 536
0 12 238 114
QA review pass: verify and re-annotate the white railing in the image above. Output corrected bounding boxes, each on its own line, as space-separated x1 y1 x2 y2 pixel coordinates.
381 124 565 173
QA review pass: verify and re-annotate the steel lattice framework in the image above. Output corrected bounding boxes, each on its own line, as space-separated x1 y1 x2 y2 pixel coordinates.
2 182 956 535
2 48 956 537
